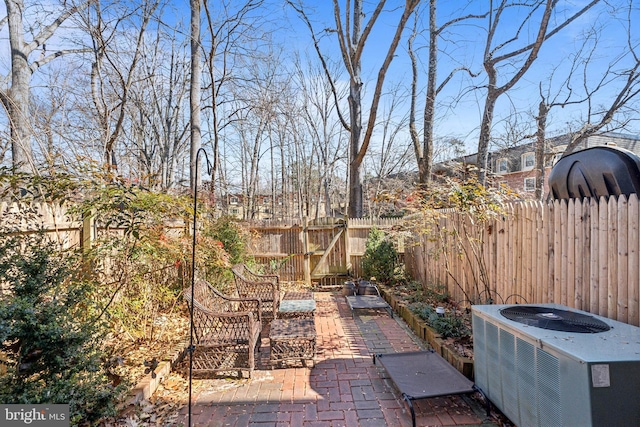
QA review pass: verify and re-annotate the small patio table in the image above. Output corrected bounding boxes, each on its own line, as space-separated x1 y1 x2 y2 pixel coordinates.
279 291 316 318
269 318 316 368
282 291 313 300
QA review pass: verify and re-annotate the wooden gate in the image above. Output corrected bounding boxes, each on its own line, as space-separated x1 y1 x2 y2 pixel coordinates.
305 217 349 284
248 217 403 285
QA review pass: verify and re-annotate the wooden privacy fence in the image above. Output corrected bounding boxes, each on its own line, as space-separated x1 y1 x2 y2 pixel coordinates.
9 197 640 327
404 195 640 326
246 217 403 285
0 202 401 286
0 202 83 249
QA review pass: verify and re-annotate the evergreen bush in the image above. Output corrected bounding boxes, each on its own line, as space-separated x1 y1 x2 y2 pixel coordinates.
0 231 123 425
361 227 398 284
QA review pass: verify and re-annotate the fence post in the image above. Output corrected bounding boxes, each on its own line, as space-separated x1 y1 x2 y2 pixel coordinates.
81 210 95 253
345 217 351 276
303 217 311 285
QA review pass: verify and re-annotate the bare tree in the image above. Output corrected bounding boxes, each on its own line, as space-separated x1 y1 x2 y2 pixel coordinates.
29 66 70 173
562 18 640 152
124 29 190 190
0 129 8 165
190 0 202 194
287 0 419 218
367 83 413 218
1 0 91 173
476 0 599 185
531 35 595 199
408 1 486 185
225 48 291 219
84 0 160 172
294 55 348 217
201 0 265 200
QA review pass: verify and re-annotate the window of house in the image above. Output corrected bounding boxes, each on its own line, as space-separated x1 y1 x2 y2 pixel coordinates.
230 196 239 205
524 177 536 192
497 158 508 174
522 152 535 170
230 208 239 215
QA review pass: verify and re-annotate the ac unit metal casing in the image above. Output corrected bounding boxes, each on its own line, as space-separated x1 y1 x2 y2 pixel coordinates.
472 304 640 427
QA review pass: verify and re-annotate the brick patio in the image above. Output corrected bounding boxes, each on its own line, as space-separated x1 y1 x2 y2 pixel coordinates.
176 292 497 427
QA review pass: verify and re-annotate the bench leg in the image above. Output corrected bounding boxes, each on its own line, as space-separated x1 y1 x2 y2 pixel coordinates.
403 394 416 427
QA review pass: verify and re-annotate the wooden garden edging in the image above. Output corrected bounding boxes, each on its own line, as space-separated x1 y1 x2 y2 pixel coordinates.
380 288 474 380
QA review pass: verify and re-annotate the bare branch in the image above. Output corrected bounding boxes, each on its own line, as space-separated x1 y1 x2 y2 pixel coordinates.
352 0 386 68
356 0 419 167
493 0 600 63
26 1 94 55
30 48 92 73
286 1 351 131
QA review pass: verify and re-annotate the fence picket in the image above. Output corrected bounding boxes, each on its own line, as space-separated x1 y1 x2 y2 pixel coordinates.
574 199 584 310
618 196 629 323
582 198 591 312
590 198 600 314
608 197 618 319
629 194 640 326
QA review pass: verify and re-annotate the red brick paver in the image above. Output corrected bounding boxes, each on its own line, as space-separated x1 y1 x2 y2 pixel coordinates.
174 292 494 427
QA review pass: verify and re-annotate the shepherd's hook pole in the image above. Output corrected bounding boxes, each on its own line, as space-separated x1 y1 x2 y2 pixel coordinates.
188 147 212 427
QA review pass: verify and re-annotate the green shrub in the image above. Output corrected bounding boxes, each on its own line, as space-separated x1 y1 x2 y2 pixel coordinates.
77 183 194 341
0 231 123 425
423 283 450 303
361 227 398 284
205 215 250 266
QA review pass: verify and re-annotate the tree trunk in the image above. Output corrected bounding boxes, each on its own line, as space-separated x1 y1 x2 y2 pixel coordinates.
291 0 418 217
347 79 363 218
347 0 364 218
421 0 437 185
6 0 35 173
477 85 498 185
534 100 549 200
8 60 34 174
190 0 202 195
408 24 424 183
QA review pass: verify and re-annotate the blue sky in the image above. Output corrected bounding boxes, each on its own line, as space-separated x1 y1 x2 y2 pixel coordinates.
1 0 637 174
276 0 640 155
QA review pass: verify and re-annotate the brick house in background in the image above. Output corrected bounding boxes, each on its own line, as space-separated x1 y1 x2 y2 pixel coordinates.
435 132 640 198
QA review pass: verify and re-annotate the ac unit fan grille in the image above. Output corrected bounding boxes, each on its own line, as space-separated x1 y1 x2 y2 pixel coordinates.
500 306 610 333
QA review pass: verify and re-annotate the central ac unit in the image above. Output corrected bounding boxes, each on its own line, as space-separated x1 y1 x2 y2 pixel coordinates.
472 304 640 427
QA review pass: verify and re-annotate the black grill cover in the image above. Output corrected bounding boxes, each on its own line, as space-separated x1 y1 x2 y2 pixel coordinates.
548 146 640 200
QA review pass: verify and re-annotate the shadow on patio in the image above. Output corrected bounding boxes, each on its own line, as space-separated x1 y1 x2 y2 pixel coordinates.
122 293 498 427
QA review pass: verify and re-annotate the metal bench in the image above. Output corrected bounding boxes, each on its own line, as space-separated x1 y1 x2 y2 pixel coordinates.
345 282 392 317
184 278 262 378
231 263 280 320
